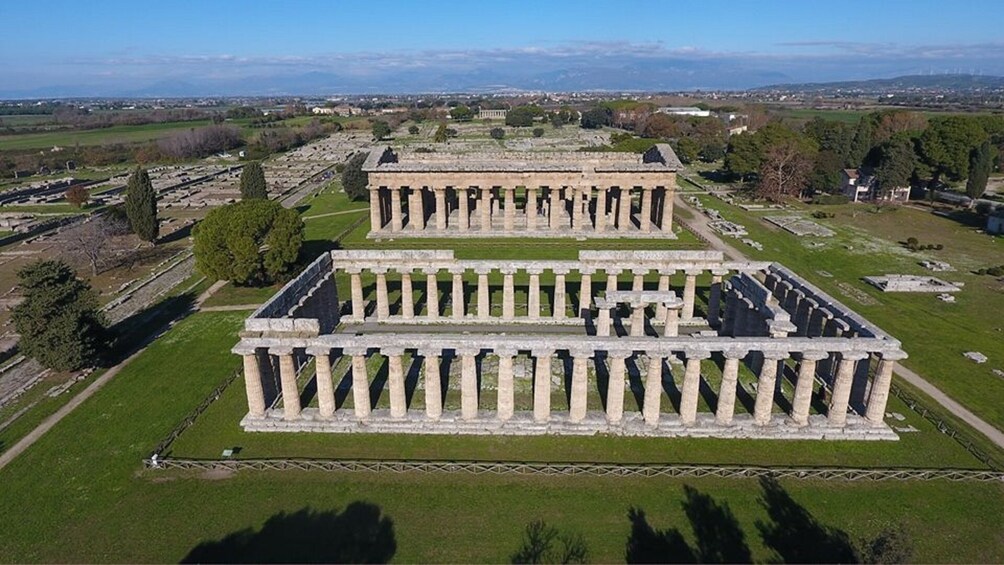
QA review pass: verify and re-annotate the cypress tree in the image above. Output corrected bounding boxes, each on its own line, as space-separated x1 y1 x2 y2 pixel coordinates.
240 161 268 200
124 167 159 242
966 140 997 204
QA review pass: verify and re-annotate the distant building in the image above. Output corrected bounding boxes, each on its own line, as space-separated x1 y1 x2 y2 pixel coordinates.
840 169 909 203
311 107 336 115
478 109 507 120
655 106 711 117
988 209 1004 235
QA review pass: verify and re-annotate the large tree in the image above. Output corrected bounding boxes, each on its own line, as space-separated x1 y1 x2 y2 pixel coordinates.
124 166 158 243
11 260 107 371
371 120 392 141
723 132 762 181
966 140 998 204
579 107 613 129
756 138 814 202
239 161 268 200
919 116 989 182
61 212 131 276
341 153 369 200
450 105 473 121
848 117 874 168
873 138 919 197
192 200 304 286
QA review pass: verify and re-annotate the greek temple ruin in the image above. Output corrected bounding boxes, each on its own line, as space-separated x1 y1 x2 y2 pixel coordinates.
362 145 681 238
233 250 906 440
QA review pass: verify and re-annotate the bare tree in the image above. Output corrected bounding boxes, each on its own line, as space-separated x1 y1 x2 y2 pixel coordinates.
756 140 814 203
60 213 131 276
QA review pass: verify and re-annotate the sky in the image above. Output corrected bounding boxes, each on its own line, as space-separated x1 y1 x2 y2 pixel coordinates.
2 0 1003 96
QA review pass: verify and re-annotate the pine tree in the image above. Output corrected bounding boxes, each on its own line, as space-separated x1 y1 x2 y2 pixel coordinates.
11 260 107 371
124 167 159 243
240 161 268 200
966 140 997 204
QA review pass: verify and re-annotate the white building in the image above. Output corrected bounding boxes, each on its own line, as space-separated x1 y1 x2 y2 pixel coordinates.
655 106 711 117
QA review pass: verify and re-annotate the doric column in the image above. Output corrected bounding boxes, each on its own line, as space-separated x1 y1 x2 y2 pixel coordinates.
238 347 266 418
828 351 869 426
459 348 480 420
309 347 335 419
533 349 553 422
865 351 907 425
632 271 645 292
502 269 516 321
347 347 370 419
548 188 558 230
640 186 652 233
721 287 738 335
480 186 492 232
349 269 365 321
715 350 746 425
572 186 585 230
630 303 646 337
496 348 516 421
618 187 631 231
458 188 470 231
643 354 663 425
434 187 447 231
682 270 699 321
578 269 593 316
369 188 382 231
662 303 680 337
660 184 674 233
595 187 607 232
527 268 542 320
569 349 590 423
390 187 403 232
422 350 442 420
384 348 406 418
450 268 465 320
374 268 390 320
275 347 300 421
596 303 612 337
400 270 414 319
423 268 439 320
526 187 537 231
412 187 426 230
790 350 829 426
476 268 491 320
753 354 785 425
504 186 515 231
708 272 725 327
679 351 710 425
655 270 672 319
553 269 568 319
606 351 629 423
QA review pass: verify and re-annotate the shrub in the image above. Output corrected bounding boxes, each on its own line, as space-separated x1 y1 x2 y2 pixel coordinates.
489 128 505 140
408 125 419 135
341 153 368 200
532 128 545 138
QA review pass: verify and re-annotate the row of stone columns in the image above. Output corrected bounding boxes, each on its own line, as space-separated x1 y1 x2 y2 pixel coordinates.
237 345 904 428
370 185 674 234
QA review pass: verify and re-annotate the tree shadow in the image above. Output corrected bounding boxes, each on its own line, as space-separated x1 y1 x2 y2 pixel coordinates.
756 476 856 563
181 503 396 564
625 506 695 564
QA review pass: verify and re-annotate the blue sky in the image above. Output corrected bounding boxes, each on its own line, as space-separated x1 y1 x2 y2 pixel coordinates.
2 0 1003 96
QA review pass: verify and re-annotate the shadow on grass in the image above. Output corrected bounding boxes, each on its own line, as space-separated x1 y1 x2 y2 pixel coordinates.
755 476 856 563
103 292 197 367
181 502 396 564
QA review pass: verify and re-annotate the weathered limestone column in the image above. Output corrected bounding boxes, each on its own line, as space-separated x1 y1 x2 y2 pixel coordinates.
390 187 403 232
569 349 590 423
596 302 612 337
682 270 699 321
459 348 480 420
660 185 674 233
707 271 725 327
422 350 442 420
309 347 335 419
423 268 439 320
434 187 447 231
795 297 818 337
495 348 516 421
553 269 568 319
578 269 593 316
606 351 628 423
606 268 621 295
715 350 745 425
275 347 301 421
572 186 585 230
527 268 542 320
828 351 869 426
476 268 491 320
865 351 907 425
548 188 559 230
680 351 710 425
413 187 427 230
632 270 645 292
526 187 538 231
790 351 829 426
618 187 631 231
480 186 492 232
595 187 608 232
450 268 465 320
349 269 365 320
640 186 653 233
656 270 672 319
533 349 553 422
238 348 266 418
753 354 785 425
662 302 680 337
503 187 515 231
384 348 406 418
374 268 390 320
369 189 382 231
458 188 470 231
400 270 414 319
347 347 370 419
643 354 663 425
630 303 646 337
502 268 516 321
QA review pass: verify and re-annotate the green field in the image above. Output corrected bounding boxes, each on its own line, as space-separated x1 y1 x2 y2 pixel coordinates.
0 119 220 151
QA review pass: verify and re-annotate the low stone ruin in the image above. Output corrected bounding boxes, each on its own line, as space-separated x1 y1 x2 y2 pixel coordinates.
863 275 963 293
764 215 835 237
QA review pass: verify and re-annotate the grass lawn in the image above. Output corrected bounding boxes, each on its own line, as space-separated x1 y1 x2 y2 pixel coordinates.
0 119 217 151
770 107 867 124
201 282 282 308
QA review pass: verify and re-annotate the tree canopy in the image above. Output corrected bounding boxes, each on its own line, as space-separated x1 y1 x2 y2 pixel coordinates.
124 167 158 243
341 153 369 201
873 138 919 195
966 140 997 202
193 200 304 286
579 107 613 129
371 120 392 141
450 105 474 121
505 106 543 128
240 161 268 200
919 116 990 181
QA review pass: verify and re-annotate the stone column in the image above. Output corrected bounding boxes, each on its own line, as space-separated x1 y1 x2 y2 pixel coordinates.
791 351 829 426
423 350 442 420
865 351 907 425
414 187 427 230
504 187 515 231
656 271 672 319
424 268 439 320
526 187 537 231
618 187 631 231
708 272 725 327
348 348 370 419
721 287 738 335
568 349 590 423
495 348 516 421
660 185 675 233
596 303 612 337
662 304 680 337
643 354 663 425
238 348 266 418
632 270 646 292
753 354 785 425
548 188 558 230
828 351 869 426
459 348 479 420
450 269 465 320
500 269 516 321
390 187 403 232
349 269 365 321
275 347 300 420
384 348 406 418
606 351 628 423
434 187 447 231
640 186 652 233
682 270 698 321
680 351 709 425
309 347 335 419
572 186 585 230
476 269 491 320
527 268 542 320
595 187 607 232
533 349 553 422
458 188 470 231
400 270 414 319
374 269 390 320
369 189 382 231
480 186 492 232
630 303 646 337
715 351 745 425
553 270 568 319
606 269 621 295
578 270 593 316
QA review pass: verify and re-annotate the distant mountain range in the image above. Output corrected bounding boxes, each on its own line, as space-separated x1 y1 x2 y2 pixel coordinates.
756 74 1004 92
